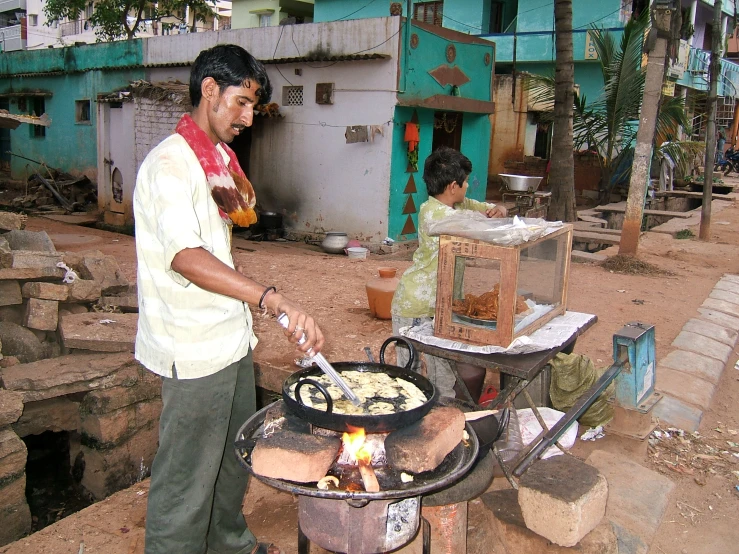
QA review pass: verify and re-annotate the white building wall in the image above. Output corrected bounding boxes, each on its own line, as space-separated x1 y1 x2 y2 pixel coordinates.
24 0 59 49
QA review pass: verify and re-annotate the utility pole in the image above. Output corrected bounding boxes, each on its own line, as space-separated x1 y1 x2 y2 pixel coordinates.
699 0 722 241
619 3 673 255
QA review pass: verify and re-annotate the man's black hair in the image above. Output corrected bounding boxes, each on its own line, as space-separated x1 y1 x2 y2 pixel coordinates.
189 44 273 107
423 146 473 196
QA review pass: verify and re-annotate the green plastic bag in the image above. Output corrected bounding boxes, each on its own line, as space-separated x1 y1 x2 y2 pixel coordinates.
549 352 614 429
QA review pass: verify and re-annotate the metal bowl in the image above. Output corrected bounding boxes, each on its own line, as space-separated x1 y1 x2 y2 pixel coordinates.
499 174 544 192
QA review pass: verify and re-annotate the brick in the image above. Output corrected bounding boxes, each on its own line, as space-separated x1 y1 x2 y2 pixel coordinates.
13 397 80 437
671 331 732 363
21 282 69 301
586 450 674 544
697 307 739 333
23 297 58 331
0 428 27 479
710 289 739 306
250 430 341 483
0 475 31 545
702 298 739 318
68 279 102 302
652 394 704 432
683 318 738 347
0 281 21 306
656 366 716 407
384 406 465 473
659 350 725 384
60 312 137 352
0 390 23 427
0 352 141 402
518 456 608 547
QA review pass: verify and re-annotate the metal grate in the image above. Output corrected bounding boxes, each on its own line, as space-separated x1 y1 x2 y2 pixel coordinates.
413 1 444 26
283 86 303 106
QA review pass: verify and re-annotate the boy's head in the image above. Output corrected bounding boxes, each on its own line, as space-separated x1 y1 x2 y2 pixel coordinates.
423 146 472 196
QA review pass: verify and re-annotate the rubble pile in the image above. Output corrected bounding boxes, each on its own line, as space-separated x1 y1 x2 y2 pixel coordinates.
10 168 97 213
0 212 155 547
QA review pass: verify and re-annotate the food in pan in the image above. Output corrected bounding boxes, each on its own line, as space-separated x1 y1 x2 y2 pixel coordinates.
288 370 428 415
452 283 529 321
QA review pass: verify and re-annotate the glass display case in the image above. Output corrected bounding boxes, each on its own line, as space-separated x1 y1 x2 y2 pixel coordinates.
434 224 573 347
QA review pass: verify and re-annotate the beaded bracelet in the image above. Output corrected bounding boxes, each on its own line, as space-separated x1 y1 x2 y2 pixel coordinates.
259 286 277 310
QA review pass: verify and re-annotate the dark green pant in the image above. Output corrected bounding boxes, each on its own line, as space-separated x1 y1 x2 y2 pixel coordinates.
145 351 257 554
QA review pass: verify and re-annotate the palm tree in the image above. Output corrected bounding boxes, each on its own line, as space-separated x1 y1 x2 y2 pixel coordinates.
526 8 701 204
549 0 576 222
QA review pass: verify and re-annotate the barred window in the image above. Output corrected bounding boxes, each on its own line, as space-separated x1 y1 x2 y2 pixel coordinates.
282 86 303 106
413 1 443 26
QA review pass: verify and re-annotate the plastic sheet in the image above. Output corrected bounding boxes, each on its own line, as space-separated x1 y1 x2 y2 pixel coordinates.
549 352 615 429
427 213 563 246
517 407 578 459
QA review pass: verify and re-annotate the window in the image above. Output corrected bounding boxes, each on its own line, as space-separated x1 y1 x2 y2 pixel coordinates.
413 1 443 26
259 13 271 27
28 14 38 26
282 86 303 106
30 98 46 138
75 100 91 124
84 2 94 19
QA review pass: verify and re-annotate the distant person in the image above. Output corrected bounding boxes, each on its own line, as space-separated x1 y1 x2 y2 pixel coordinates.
134 44 324 554
717 127 727 163
390 146 506 398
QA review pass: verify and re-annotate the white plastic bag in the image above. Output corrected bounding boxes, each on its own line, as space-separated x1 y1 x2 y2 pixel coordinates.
517 407 578 459
427 213 563 246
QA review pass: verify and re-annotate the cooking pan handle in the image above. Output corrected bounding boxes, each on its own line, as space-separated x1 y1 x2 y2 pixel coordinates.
379 336 416 371
294 379 334 414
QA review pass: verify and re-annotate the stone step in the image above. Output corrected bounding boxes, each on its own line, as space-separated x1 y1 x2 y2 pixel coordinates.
571 250 607 263
654 190 735 202
572 231 621 246
593 204 692 218
59 312 137 352
573 222 621 235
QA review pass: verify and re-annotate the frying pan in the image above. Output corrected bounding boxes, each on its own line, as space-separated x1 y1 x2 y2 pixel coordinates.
282 337 439 433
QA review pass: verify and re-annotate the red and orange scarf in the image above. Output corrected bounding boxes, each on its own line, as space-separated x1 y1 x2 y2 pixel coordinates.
175 114 257 227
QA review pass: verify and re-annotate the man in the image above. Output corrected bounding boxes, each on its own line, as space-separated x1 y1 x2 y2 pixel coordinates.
134 44 320 554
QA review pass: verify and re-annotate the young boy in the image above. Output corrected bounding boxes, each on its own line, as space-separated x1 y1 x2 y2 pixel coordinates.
391 146 506 398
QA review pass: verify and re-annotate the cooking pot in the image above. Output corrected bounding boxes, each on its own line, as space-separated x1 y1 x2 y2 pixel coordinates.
499 174 543 192
259 211 283 230
282 337 438 433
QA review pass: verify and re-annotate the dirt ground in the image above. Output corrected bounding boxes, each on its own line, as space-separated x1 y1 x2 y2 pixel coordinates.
1 194 739 553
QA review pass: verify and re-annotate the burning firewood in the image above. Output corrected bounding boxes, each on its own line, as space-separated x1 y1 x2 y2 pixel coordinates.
342 428 381 492
358 459 380 493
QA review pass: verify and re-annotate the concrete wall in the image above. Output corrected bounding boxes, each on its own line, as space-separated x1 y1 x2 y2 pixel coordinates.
231 0 314 29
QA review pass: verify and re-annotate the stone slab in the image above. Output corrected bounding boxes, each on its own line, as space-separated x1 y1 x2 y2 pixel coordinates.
23 297 58 331
697 307 739 332
81 376 162 415
12 397 81 437
67 279 102 302
709 288 739 306
59 312 137 352
571 250 607 263
0 390 23 427
671 331 733 363
652 394 704 432
714 279 739 294
702 298 739 318
655 366 716 407
0 213 24 232
0 475 31 546
585 450 674 545
21 282 68 301
0 352 141 402
0 281 21 306
0 428 27 479
683 318 738 347
65 251 129 295
722 273 739 284
659 350 726 384
4 230 56 252
0 266 65 280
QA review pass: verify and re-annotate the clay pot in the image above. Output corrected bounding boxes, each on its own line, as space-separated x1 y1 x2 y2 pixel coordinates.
321 232 349 254
366 267 399 320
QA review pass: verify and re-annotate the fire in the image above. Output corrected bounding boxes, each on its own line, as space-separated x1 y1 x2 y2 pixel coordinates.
342 427 373 465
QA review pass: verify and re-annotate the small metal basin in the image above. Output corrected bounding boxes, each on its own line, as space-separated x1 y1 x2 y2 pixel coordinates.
499 174 544 192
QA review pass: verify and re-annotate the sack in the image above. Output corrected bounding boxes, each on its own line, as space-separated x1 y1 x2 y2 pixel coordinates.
549 352 614 429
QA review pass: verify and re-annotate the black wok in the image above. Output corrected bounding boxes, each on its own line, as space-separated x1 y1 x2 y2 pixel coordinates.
282 337 438 433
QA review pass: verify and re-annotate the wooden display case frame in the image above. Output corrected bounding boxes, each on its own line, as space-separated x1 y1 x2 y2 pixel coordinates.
434 224 573 347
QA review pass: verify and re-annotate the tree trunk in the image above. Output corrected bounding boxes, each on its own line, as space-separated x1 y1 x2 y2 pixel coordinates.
548 0 576 222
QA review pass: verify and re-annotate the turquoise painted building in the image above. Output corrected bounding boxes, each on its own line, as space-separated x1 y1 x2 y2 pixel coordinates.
0 41 145 178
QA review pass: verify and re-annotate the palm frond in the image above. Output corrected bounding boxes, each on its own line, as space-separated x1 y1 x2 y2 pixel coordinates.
657 141 704 178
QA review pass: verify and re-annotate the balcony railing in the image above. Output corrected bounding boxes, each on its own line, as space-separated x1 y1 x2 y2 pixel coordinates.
0 23 24 51
680 45 739 99
59 18 97 37
0 0 25 15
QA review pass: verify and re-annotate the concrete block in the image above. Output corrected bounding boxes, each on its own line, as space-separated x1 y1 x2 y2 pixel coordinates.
606 404 656 440
0 281 21 306
586 450 674 544
702 298 739 318
652 394 703 432
683 318 738 347
68 279 102 302
13 397 80 437
250 430 341 483
0 428 27 479
723 273 739 284
671 331 732 363
385 406 466 473
518 456 608 547
59 312 137 352
659 350 725 384
714 279 739 295
656 366 716 407
0 390 23 427
697 307 739 332
709 288 739 306
21 282 69 301
23 297 59 331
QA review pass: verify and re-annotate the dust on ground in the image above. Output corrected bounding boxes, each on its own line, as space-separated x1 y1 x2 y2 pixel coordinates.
1 196 738 553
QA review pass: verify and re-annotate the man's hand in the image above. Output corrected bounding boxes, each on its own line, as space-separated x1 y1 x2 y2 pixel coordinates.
485 205 507 218
263 292 325 355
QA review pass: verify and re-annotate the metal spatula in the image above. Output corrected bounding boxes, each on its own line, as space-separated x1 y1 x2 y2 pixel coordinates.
277 313 361 406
